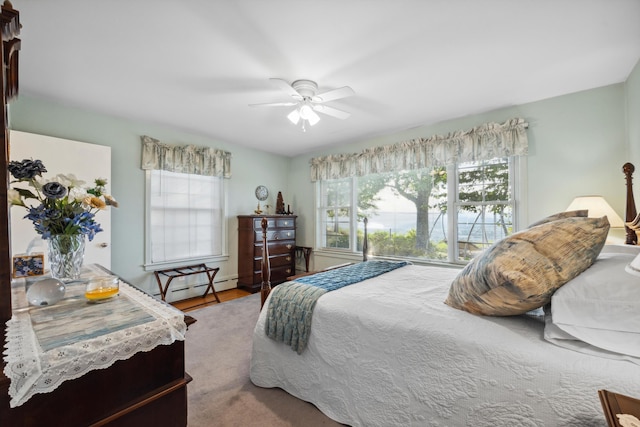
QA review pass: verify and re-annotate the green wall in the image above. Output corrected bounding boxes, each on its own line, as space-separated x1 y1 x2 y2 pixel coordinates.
9 74 637 293
9 95 291 297
289 83 630 267
626 59 640 166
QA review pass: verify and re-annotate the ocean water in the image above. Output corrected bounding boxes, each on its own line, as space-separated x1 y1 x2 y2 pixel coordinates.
362 211 511 244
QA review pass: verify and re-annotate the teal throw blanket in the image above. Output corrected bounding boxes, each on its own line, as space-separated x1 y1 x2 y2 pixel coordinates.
265 260 409 353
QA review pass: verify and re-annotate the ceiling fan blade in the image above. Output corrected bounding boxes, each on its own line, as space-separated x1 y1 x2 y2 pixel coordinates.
249 101 299 107
269 78 304 101
312 104 351 120
312 86 355 103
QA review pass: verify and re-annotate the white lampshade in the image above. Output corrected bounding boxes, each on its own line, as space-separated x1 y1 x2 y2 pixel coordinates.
566 196 625 228
626 252 640 277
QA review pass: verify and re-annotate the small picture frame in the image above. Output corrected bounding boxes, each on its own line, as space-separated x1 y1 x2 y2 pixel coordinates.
12 253 45 278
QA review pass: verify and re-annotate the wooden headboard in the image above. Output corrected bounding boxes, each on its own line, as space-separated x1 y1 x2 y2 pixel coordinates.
623 163 638 245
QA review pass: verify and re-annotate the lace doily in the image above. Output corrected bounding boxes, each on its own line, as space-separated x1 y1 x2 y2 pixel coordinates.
3 266 186 408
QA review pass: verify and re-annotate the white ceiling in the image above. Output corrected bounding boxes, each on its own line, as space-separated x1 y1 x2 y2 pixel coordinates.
14 0 640 157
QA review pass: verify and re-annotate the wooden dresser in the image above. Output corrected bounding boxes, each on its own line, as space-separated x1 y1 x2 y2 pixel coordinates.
1 265 191 427
237 215 296 293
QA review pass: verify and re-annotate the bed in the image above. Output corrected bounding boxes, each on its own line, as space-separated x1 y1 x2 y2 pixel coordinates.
250 164 640 427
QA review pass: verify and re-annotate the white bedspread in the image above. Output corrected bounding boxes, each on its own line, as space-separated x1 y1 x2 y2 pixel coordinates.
250 264 640 427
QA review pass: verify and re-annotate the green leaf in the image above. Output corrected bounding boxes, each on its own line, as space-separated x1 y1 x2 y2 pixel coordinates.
15 188 38 199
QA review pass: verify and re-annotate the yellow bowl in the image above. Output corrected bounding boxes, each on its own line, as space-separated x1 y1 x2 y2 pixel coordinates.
85 275 119 302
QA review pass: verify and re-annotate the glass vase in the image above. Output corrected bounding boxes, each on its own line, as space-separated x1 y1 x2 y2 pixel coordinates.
48 234 86 281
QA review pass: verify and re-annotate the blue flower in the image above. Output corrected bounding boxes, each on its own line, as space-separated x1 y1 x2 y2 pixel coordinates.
8 159 118 241
42 182 67 199
8 159 47 180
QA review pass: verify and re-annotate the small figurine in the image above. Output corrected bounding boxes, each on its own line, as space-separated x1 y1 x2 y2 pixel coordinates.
254 202 263 214
276 191 285 214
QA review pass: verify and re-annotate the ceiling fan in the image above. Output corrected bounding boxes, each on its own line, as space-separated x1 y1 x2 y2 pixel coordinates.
250 78 355 131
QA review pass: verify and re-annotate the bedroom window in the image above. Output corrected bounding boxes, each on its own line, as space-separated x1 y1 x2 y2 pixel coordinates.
145 169 226 267
317 157 519 263
453 158 514 260
312 119 527 264
318 178 354 250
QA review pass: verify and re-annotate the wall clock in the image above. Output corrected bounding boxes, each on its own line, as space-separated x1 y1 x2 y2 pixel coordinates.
255 185 269 201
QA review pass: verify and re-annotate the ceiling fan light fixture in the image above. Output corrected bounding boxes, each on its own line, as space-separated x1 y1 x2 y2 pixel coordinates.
299 104 313 119
288 104 320 128
307 113 320 126
300 104 320 126
287 109 301 125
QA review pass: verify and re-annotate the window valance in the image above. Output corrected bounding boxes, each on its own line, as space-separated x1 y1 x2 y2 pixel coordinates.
141 135 231 178
309 118 528 181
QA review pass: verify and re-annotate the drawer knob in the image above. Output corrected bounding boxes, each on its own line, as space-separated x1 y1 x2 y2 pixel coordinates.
286 256 291 261
286 269 291 274
286 244 292 249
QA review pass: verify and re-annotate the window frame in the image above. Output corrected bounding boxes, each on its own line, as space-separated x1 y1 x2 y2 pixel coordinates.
143 169 229 271
315 178 358 252
315 156 527 264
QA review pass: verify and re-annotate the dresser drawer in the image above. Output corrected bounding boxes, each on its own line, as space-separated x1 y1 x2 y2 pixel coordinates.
254 229 295 242
254 241 294 256
271 266 294 283
253 253 293 270
259 265 294 284
252 217 295 230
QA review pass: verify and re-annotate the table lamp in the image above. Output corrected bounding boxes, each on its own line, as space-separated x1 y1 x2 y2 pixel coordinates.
566 196 625 244
566 196 624 226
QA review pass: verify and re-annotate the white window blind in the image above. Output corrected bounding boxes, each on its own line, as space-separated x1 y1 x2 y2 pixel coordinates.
148 169 224 264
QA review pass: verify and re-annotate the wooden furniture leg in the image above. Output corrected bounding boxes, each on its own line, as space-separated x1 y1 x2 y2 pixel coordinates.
623 163 638 245
295 246 312 272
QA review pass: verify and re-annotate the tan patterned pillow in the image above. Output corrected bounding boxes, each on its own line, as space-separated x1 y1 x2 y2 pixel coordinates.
527 209 588 228
444 216 609 316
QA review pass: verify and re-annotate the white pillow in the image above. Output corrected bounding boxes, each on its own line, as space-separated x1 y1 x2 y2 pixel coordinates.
549 248 640 359
544 315 640 365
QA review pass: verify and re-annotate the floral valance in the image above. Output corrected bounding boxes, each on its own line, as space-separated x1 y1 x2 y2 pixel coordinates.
309 118 528 181
141 135 231 178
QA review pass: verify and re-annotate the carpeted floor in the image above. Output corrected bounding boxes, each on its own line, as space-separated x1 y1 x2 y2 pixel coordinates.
185 293 344 427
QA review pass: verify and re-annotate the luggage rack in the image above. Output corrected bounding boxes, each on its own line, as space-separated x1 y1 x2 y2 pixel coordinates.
153 263 220 302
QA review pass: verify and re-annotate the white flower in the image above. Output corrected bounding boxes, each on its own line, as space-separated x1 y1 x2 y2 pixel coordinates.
7 188 23 206
68 186 89 203
54 173 86 189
